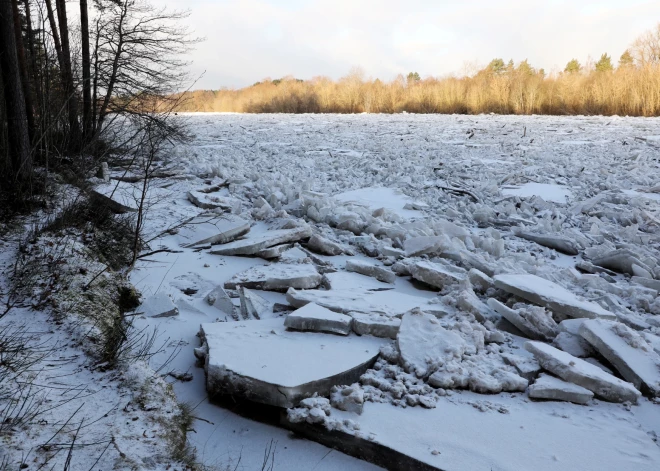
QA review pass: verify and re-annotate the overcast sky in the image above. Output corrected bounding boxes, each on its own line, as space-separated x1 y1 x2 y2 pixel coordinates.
161 0 660 89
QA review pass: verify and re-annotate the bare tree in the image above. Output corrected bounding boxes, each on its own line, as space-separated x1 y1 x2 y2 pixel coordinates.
631 23 660 66
93 0 197 133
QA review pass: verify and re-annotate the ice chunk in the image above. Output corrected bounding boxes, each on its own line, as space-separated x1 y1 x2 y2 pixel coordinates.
199 319 383 408
524 341 640 403
502 353 542 381
494 274 616 320
256 243 293 259
205 286 234 315
286 287 439 318
307 234 348 256
209 226 312 256
187 190 241 211
487 299 557 341
579 320 660 397
138 293 178 318
513 230 580 255
528 373 594 405
552 332 594 358
410 260 467 289
404 236 451 257
397 309 466 378
224 263 322 292
176 216 250 248
468 268 494 293
284 303 353 335
238 287 271 320
350 312 400 339
592 249 654 277
345 260 396 284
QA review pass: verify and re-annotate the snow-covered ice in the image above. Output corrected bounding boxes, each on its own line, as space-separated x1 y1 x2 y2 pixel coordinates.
120 113 660 470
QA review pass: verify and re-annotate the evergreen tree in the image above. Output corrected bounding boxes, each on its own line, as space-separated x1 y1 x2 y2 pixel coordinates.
619 50 634 68
595 53 613 72
517 59 534 75
564 59 582 74
487 58 506 75
407 71 421 83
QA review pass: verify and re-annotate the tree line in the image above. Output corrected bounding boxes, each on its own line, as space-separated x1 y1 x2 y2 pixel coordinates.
174 24 660 116
0 0 195 209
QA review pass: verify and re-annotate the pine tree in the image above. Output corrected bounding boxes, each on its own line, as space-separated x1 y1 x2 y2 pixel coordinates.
595 53 613 72
487 58 506 75
618 50 634 68
564 59 582 74
407 72 421 83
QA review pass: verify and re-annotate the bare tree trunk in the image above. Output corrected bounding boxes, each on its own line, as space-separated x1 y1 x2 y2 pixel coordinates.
11 0 36 142
44 0 63 71
0 0 32 183
97 0 128 132
55 0 80 147
80 0 92 140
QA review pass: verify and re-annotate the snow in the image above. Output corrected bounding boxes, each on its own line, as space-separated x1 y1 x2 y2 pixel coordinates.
334 187 422 219
502 182 573 203
113 113 660 470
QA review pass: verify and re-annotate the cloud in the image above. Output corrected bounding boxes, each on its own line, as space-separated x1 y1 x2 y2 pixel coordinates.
162 0 660 88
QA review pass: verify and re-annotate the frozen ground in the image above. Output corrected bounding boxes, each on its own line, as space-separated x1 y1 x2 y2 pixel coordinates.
123 113 660 470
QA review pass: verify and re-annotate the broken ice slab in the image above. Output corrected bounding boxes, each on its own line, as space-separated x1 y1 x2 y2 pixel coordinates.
501 353 541 381
199 318 384 408
91 181 139 213
552 332 594 358
487 298 557 341
224 263 322 292
528 373 594 405
306 234 348 256
513 230 580 256
284 303 353 335
397 309 466 378
256 243 293 259
209 226 312 256
286 287 445 318
238 286 271 320
403 236 451 257
187 190 242 211
592 249 654 277
524 341 640 403
345 259 396 284
410 260 467 290
284 392 660 471
322 271 392 291
175 215 250 248
579 320 660 397
138 293 178 318
205 286 234 315
350 312 401 339
494 274 616 320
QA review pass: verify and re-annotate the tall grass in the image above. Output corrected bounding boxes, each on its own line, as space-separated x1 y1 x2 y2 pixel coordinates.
172 65 660 116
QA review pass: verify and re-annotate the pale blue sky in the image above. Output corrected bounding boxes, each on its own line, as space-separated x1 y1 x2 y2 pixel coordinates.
161 0 660 89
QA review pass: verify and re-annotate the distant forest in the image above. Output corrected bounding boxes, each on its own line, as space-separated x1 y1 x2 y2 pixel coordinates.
174 24 660 116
